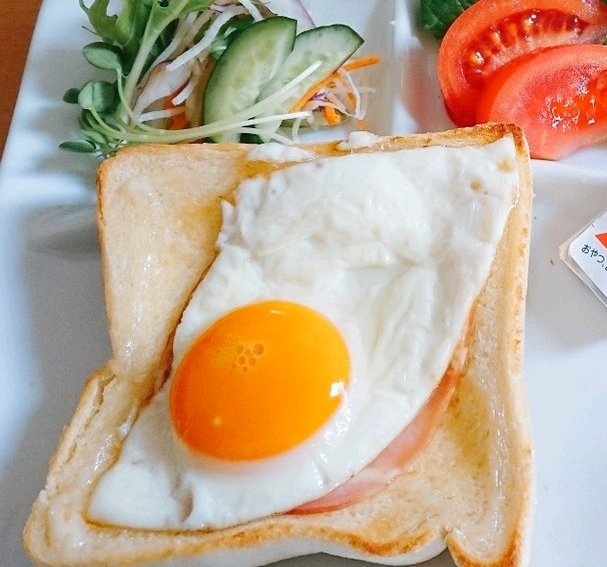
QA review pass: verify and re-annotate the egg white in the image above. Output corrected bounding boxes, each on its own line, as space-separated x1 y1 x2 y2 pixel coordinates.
88 136 519 530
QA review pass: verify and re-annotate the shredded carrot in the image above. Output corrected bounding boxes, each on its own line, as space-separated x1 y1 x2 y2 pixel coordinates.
323 104 341 125
346 92 357 111
289 55 380 113
340 55 380 73
164 91 190 130
167 109 189 130
290 77 333 112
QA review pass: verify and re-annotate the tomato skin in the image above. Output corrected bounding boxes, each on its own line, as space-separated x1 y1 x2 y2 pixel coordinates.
476 44 607 160
438 0 607 127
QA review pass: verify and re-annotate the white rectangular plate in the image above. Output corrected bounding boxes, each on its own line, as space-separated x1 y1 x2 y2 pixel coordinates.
2 1 607 565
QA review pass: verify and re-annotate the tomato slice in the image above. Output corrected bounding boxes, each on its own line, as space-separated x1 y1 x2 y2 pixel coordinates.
438 0 607 126
476 44 607 160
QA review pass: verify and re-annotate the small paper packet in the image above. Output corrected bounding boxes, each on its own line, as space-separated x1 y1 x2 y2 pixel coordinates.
560 207 607 309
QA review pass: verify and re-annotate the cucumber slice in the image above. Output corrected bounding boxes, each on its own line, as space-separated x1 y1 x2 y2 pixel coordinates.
203 16 297 142
257 24 364 115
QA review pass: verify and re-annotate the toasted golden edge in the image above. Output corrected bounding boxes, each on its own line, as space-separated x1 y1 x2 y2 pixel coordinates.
23 123 534 567
446 125 534 567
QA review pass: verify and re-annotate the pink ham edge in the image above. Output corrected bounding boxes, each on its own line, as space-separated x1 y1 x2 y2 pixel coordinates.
289 331 469 515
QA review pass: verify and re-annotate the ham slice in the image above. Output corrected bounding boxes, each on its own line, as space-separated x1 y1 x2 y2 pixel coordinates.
290 332 469 514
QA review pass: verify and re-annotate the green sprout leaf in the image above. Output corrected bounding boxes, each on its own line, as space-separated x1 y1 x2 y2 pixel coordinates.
59 139 99 153
82 42 123 72
79 0 119 43
78 80 118 113
63 87 81 104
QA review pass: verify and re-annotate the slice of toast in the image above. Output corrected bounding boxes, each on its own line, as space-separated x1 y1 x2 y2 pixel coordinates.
23 123 534 567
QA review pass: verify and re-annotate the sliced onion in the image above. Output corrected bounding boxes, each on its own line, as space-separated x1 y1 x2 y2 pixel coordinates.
138 106 184 124
167 6 246 72
262 0 315 30
238 0 264 21
133 61 193 116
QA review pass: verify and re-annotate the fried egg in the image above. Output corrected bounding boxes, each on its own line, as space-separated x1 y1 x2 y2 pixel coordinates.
88 135 519 530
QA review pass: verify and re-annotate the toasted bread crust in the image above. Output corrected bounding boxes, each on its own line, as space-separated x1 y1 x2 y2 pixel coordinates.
23 124 533 567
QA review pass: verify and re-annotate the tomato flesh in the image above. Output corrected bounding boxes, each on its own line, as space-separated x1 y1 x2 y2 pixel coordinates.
438 0 607 126
463 9 591 90
476 44 607 160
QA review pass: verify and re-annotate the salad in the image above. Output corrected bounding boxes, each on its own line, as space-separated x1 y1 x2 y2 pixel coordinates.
62 0 378 157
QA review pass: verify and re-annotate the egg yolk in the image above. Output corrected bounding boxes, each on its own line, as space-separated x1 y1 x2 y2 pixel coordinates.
169 300 350 461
